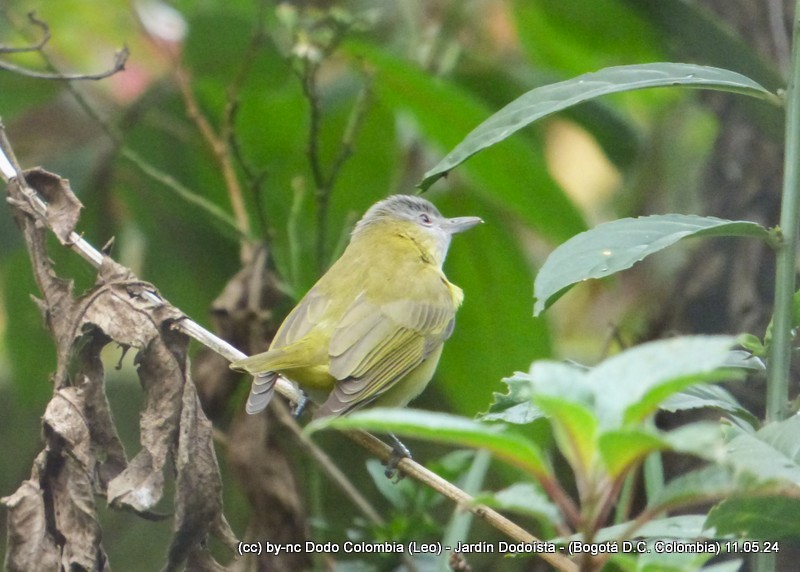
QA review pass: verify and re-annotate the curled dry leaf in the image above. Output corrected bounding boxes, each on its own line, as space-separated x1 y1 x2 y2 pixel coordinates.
5 167 237 570
9 168 83 245
42 388 109 571
165 359 238 571
1 479 61 572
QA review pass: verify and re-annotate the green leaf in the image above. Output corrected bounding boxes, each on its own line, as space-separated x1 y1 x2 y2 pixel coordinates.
661 422 726 462
435 194 552 416
661 385 759 428
534 215 773 315
706 497 800 539
723 416 800 484
622 0 784 93
535 395 597 474
306 408 552 479
588 336 739 429
598 429 667 478
474 483 562 524
583 515 718 542
480 361 586 424
2 251 55 407
512 0 663 76
649 465 738 511
421 63 778 190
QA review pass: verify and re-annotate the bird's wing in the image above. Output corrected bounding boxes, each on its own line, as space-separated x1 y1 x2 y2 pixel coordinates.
271 286 331 348
318 292 456 417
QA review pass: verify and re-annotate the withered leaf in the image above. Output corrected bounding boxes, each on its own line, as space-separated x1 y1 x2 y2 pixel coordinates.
106 335 182 513
21 167 84 245
165 376 238 570
1 479 61 572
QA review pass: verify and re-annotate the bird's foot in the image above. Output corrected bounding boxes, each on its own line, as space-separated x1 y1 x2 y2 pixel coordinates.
384 433 411 482
292 392 309 418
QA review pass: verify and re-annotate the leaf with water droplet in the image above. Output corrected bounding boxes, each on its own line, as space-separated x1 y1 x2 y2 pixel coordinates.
420 63 779 190
534 214 773 315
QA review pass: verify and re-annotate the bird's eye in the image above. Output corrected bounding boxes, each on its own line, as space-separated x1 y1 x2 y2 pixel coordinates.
419 213 432 224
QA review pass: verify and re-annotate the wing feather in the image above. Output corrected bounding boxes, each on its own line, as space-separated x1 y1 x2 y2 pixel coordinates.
318 287 457 417
272 287 330 349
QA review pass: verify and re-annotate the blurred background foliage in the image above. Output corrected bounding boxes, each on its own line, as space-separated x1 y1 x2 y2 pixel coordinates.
0 0 784 569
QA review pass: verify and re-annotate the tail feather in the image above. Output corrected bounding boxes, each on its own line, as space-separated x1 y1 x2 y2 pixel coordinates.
245 371 278 414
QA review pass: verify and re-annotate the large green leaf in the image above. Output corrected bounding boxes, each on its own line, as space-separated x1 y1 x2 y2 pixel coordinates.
582 515 717 542
512 0 663 75
649 465 738 512
624 0 785 140
661 385 759 428
421 63 779 190
306 408 552 479
2 251 55 407
623 0 785 94
723 416 800 484
588 336 739 429
534 215 774 315
454 61 642 171
706 497 800 540
661 422 726 462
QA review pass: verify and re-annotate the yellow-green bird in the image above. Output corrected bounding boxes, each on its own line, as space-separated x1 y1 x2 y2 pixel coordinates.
232 194 482 419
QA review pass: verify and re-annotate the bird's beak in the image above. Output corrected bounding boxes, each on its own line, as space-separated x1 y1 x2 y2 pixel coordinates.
444 216 483 235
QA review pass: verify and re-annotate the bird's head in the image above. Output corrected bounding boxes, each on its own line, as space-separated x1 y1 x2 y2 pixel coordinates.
352 195 482 266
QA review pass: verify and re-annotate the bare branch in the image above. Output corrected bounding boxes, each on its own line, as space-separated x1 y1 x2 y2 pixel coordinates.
0 44 129 81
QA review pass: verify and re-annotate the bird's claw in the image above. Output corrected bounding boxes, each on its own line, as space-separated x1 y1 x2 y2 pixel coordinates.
384 434 412 481
292 393 309 418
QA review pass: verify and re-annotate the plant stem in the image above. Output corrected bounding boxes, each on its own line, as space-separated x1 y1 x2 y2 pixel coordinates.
767 1 800 424
757 4 800 571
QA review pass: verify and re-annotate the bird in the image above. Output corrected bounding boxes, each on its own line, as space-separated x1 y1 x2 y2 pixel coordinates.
231 194 482 421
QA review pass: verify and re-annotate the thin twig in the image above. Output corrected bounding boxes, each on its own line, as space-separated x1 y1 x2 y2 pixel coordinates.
0 45 129 80
299 59 373 270
298 59 329 272
0 11 50 54
120 147 241 232
173 65 252 259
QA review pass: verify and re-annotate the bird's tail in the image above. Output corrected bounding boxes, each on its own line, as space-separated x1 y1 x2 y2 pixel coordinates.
245 371 278 414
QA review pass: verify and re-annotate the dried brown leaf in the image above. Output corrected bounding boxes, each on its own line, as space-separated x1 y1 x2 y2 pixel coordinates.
106 335 182 513
74 329 128 488
21 167 84 244
40 388 109 571
1 479 60 572
165 368 238 570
